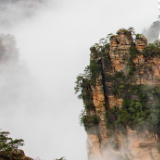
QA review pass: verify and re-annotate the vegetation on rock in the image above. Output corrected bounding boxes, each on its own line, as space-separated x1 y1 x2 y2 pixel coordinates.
80 114 100 130
0 131 24 152
75 27 160 139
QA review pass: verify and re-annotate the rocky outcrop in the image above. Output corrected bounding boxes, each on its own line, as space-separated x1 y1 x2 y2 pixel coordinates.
84 28 160 160
0 150 33 160
135 36 147 52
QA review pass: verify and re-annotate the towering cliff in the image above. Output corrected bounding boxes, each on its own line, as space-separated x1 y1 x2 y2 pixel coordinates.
75 28 160 160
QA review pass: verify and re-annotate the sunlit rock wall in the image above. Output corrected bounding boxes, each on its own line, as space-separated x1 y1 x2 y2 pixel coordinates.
86 28 160 160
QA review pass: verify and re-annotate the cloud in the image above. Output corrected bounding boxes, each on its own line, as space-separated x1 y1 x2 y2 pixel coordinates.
143 20 160 43
0 0 52 28
0 0 159 160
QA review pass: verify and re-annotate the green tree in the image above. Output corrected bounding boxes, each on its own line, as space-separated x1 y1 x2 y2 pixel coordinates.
154 40 160 48
0 131 24 152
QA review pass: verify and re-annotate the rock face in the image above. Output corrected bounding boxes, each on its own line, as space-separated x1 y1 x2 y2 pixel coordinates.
0 150 33 160
83 28 160 160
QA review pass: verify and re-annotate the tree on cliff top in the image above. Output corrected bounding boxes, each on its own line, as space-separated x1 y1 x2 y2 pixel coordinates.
0 130 24 152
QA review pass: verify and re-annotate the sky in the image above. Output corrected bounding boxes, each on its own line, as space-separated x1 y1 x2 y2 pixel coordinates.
0 0 159 160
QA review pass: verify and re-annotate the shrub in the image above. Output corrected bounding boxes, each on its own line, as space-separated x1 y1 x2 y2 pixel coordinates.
142 43 160 58
0 131 24 152
84 102 95 111
80 115 100 129
105 73 113 82
90 61 102 85
101 51 111 65
154 40 160 48
114 71 125 79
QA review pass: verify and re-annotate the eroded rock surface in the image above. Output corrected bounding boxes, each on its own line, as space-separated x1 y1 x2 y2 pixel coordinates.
86 28 160 160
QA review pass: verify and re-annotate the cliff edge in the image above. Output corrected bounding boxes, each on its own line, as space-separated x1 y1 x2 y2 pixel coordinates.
75 28 160 160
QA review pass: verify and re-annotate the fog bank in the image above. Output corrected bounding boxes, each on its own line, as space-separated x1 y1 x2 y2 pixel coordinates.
0 0 159 160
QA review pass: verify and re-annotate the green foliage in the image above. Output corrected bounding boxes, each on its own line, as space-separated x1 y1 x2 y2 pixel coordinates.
110 71 129 98
127 46 139 75
75 38 111 100
114 71 125 81
136 34 144 39
105 106 119 130
101 41 160 133
90 46 96 52
80 114 100 129
90 47 99 59
123 30 128 34
105 73 113 82
127 27 135 35
90 60 102 85
84 102 95 111
149 101 160 134
129 84 141 94
142 43 160 58
91 38 108 53
107 33 114 40
154 40 160 48
75 33 160 136
126 46 140 76
101 51 111 65
128 69 133 76
105 98 150 133
74 66 91 94
108 71 126 85
120 99 149 128
116 28 135 35
152 87 160 97
75 61 102 90
129 46 139 57
114 85 126 98
75 65 96 112
0 131 24 152
78 90 90 100
105 84 160 135
105 43 110 49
